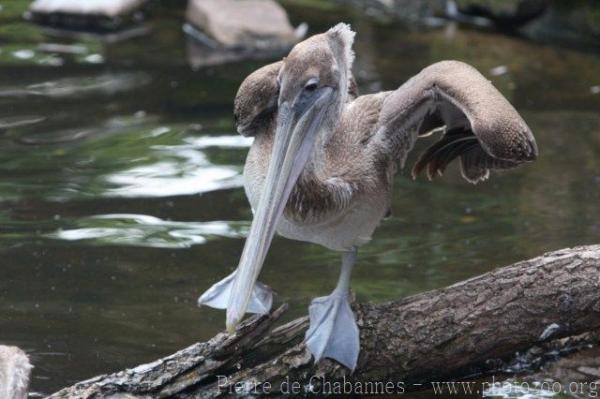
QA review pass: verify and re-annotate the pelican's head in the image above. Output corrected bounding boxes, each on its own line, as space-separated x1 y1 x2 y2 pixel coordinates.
277 23 355 134
225 24 356 332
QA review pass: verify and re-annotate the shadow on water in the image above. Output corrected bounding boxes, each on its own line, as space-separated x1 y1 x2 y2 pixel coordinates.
0 0 598 395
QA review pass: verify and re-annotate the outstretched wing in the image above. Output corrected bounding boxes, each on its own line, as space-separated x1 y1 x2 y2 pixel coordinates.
374 60 538 183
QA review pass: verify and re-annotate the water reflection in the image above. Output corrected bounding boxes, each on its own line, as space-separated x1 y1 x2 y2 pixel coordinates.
483 382 556 398
0 72 151 99
183 134 253 149
0 115 45 130
105 161 241 197
0 113 247 200
104 134 251 197
51 214 248 248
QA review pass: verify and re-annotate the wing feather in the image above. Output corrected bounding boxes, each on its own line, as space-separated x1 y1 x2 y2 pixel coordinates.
374 60 537 184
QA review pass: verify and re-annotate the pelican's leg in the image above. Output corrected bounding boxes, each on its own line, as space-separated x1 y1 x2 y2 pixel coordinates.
305 248 360 370
198 270 273 315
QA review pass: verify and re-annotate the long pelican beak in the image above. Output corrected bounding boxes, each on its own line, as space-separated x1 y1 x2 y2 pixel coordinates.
226 87 333 332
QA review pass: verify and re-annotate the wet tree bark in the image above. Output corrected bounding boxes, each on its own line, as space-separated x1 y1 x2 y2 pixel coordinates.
47 245 600 398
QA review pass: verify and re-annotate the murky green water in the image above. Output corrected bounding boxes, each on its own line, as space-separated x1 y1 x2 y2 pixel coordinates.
0 1 599 396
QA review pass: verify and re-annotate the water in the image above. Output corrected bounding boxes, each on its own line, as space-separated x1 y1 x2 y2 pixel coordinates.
0 1 599 396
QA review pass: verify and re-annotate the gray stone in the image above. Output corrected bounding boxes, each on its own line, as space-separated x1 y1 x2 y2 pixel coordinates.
29 0 147 18
186 0 305 49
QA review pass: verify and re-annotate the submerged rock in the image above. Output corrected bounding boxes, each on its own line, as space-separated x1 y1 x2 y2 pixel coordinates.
446 0 548 30
334 0 598 48
26 0 149 31
186 0 305 49
184 25 301 70
522 2 600 48
334 0 547 28
0 346 32 399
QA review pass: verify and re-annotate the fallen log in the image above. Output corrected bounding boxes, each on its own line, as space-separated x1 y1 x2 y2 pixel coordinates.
48 245 600 398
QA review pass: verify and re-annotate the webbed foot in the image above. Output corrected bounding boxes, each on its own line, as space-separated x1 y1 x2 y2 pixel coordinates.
304 291 359 370
198 271 273 314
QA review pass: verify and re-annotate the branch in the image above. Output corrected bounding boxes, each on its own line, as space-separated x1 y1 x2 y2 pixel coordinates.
47 245 600 398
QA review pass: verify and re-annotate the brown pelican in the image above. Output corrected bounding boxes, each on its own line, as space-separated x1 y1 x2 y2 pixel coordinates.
199 23 537 370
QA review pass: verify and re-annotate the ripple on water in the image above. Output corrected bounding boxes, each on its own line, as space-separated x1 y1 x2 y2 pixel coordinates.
48 214 249 248
103 151 243 198
0 72 151 99
0 111 251 200
103 133 252 198
0 115 46 130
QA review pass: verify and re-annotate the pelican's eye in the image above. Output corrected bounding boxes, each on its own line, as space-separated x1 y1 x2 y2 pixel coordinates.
304 78 319 92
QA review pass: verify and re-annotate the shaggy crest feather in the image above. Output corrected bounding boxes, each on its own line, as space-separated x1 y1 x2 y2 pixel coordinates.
327 23 355 73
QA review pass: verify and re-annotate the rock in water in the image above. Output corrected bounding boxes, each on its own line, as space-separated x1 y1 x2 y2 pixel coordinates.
27 0 149 31
448 0 548 30
0 346 32 399
186 0 305 50
29 0 147 18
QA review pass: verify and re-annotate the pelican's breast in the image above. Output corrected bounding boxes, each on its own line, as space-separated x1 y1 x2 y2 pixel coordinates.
244 137 361 227
243 93 393 252
277 189 389 251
